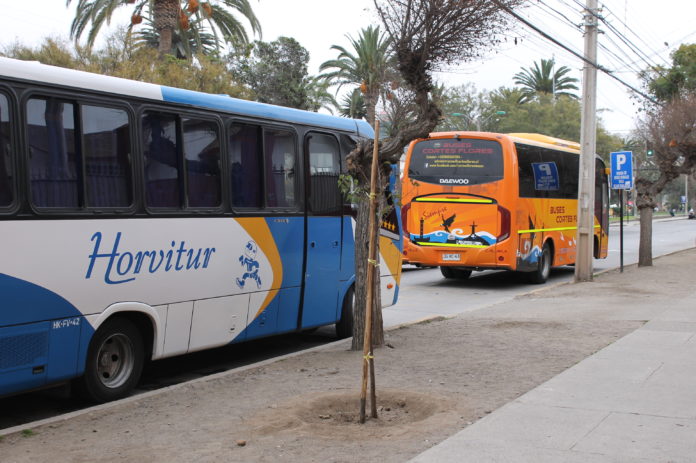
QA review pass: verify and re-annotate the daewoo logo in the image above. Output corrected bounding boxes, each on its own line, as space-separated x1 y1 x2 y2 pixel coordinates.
439 178 470 184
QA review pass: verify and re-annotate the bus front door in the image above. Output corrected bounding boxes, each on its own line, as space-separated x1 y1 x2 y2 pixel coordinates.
301 133 343 328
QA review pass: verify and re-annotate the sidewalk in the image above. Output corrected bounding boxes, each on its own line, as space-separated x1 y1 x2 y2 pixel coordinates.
412 259 696 462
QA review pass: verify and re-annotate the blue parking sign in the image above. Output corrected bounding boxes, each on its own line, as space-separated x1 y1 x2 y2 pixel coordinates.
610 151 633 190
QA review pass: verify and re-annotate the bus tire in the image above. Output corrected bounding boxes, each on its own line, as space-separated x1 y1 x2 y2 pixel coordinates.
335 286 354 339
528 243 552 284
75 318 144 403
440 266 455 279
441 266 471 280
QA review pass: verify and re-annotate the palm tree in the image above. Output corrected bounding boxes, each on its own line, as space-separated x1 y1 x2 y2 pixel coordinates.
338 88 368 120
319 25 393 127
66 0 261 57
302 76 338 113
513 58 579 103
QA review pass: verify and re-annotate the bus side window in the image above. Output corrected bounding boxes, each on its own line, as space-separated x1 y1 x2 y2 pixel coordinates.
183 118 221 208
264 128 297 208
142 111 181 208
82 105 133 208
228 123 262 209
516 143 540 198
307 133 341 215
27 98 79 208
0 93 13 207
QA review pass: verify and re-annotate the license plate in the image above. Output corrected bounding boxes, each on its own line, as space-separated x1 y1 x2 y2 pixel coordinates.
442 253 460 261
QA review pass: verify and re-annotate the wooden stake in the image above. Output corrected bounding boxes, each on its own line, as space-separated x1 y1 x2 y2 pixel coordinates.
360 121 381 424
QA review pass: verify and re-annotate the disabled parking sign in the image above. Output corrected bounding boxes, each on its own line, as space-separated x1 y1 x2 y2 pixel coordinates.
610 151 633 190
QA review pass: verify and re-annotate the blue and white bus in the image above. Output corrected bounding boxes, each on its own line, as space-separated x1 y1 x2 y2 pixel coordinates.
0 57 402 402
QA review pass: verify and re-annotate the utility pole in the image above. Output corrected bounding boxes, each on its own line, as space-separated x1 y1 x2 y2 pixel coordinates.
575 0 599 282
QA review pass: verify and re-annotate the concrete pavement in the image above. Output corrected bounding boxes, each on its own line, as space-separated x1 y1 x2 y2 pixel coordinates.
411 285 696 462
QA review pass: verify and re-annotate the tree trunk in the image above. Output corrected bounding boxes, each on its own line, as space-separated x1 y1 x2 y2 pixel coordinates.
351 180 385 351
638 206 653 267
153 0 179 56
158 28 174 56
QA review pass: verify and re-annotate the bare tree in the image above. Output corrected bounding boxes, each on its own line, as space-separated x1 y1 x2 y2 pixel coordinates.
636 92 696 266
347 0 523 350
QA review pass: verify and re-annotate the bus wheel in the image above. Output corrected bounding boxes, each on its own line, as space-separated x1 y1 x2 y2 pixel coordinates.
336 286 354 339
441 267 471 279
76 318 144 403
528 243 552 284
440 266 455 279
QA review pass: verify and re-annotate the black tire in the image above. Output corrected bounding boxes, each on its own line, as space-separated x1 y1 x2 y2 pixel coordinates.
441 266 471 280
440 266 455 279
527 243 552 284
335 286 354 339
75 318 144 403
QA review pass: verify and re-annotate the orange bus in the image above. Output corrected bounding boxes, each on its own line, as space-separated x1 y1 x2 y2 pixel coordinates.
401 132 609 283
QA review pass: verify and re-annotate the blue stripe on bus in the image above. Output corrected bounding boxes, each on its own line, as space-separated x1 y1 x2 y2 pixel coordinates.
161 87 375 136
0 273 83 326
0 274 88 397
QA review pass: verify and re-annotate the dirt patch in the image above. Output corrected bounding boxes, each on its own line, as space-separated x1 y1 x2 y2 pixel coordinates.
251 389 446 439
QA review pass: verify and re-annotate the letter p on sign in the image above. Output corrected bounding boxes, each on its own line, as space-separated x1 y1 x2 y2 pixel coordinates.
616 154 626 170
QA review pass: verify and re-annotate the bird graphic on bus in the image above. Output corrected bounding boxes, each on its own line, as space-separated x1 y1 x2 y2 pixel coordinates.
236 240 262 289
440 213 456 233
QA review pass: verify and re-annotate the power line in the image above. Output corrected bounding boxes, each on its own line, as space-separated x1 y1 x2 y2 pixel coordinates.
491 0 658 104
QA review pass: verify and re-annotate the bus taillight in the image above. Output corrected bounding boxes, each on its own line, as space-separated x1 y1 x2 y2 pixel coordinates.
497 205 511 242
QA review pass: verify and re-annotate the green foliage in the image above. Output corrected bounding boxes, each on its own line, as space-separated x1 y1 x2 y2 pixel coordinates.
513 58 579 102
65 0 261 58
489 92 581 139
229 37 329 111
645 43 696 101
319 26 395 125
21 429 35 438
339 89 368 120
1 34 252 99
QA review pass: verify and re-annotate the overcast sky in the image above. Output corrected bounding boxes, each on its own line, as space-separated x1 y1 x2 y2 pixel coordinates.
1 0 695 138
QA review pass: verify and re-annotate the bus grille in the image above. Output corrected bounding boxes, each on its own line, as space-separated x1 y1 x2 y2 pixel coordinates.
0 332 49 370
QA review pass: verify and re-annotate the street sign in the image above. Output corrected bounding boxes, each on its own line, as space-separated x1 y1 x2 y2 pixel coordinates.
610 151 633 190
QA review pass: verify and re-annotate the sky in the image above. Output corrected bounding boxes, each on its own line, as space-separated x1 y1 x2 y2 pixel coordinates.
1 0 695 137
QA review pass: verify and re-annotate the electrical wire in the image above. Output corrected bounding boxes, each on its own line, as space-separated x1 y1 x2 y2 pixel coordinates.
491 0 659 104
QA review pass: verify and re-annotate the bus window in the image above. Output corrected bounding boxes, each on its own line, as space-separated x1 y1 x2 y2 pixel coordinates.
27 98 79 208
183 118 221 208
0 93 13 207
228 123 262 208
82 105 132 208
307 133 341 214
408 138 503 186
264 129 296 208
142 111 181 208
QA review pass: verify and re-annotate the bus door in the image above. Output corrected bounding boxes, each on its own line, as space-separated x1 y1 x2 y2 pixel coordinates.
594 159 610 258
301 132 343 327
408 194 500 265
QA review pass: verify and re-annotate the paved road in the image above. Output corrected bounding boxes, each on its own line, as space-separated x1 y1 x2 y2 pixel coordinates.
384 218 696 327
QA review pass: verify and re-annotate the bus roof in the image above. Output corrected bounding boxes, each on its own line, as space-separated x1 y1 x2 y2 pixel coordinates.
424 131 580 154
0 57 374 138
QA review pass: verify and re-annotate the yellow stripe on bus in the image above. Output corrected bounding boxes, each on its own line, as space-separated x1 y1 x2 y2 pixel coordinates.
517 225 601 234
414 198 493 203
417 242 490 248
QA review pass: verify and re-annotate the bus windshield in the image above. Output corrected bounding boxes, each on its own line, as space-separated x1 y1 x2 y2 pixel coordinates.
408 138 503 185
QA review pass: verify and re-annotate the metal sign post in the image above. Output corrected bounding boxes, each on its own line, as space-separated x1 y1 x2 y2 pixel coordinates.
610 151 634 273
